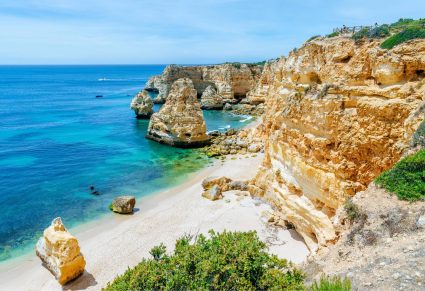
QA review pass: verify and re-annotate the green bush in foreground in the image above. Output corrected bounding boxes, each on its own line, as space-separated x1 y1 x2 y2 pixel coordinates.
104 230 305 290
381 27 425 49
309 276 351 291
375 149 425 201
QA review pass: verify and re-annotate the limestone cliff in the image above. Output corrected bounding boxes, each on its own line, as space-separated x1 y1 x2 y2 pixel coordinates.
145 63 263 103
146 78 210 147
248 37 425 249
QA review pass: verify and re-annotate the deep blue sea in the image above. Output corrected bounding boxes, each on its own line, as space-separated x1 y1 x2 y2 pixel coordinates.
0 65 251 262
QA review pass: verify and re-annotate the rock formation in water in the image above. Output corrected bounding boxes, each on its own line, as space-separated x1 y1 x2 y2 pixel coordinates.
200 85 224 110
35 217 86 285
111 196 136 214
130 90 154 119
146 78 210 147
145 63 263 102
247 37 425 249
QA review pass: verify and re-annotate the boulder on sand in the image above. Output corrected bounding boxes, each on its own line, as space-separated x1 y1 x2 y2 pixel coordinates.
35 217 86 285
202 185 222 201
110 196 136 214
202 176 232 192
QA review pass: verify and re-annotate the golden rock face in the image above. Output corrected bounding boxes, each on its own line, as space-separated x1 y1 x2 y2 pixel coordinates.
249 37 425 249
146 63 262 101
147 78 210 148
36 217 86 285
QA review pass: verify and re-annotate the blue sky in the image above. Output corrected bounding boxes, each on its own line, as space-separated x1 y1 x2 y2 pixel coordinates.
0 0 424 64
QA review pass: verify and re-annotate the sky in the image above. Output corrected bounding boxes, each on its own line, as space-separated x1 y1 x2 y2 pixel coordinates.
0 0 424 65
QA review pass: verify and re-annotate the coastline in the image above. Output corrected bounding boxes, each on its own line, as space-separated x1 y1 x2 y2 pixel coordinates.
0 153 309 291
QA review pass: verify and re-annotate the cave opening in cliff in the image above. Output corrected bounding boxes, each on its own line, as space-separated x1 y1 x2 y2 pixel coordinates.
339 55 352 63
416 69 424 79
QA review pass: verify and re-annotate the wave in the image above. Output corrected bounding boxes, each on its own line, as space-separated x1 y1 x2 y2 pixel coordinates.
216 125 231 131
238 115 253 123
98 78 145 82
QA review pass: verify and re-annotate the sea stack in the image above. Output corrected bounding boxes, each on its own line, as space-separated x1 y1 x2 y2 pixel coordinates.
130 90 154 119
35 217 86 285
200 85 224 110
146 78 210 148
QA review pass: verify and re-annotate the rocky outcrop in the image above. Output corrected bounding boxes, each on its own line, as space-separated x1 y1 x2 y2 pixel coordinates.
201 176 249 200
146 78 210 148
202 176 232 192
303 185 425 290
144 75 160 92
201 128 264 157
111 196 136 214
35 217 85 285
200 85 224 110
130 90 154 119
246 60 281 105
202 185 222 201
248 37 425 249
145 63 263 102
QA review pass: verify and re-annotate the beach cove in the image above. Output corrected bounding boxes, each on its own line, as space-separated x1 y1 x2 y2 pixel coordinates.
0 153 309 290
0 65 255 262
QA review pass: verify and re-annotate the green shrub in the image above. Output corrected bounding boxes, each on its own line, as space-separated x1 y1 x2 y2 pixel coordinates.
352 25 390 41
375 149 425 201
381 27 425 49
327 31 339 38
344 199 362 222
104 230 305 290
309 276 351 291
352 27 370 40
249 60 267 66
307 35 321 42
390 18 425 31
412 119 425 148
368 24 391 38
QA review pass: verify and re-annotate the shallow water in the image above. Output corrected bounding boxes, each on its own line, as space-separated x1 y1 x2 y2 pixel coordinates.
0 65 251 261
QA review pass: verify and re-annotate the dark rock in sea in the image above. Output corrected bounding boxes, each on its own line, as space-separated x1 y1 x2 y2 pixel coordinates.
207 130 221 137
96 95 103 98
110 196 136 214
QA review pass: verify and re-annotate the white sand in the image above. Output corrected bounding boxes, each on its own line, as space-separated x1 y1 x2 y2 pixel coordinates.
0 154 309 291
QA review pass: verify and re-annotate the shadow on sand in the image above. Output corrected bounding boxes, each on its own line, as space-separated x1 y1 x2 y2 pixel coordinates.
63 271 97 291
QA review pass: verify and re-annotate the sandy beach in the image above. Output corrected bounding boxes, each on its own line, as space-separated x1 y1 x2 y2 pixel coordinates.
0 153 309 291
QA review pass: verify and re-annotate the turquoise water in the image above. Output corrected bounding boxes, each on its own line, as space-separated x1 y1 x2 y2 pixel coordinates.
0 65 250 261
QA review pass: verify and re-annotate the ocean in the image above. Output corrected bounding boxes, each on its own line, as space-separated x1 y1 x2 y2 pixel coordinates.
0 65 251 261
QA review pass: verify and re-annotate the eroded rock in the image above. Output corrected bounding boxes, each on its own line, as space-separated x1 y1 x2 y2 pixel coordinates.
146 78 210 148
130 90 154 119
202 176 232 192
200 85 224 110
35 217 85 285
202 185 222 201
145 63 263 102
249 37 425 249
